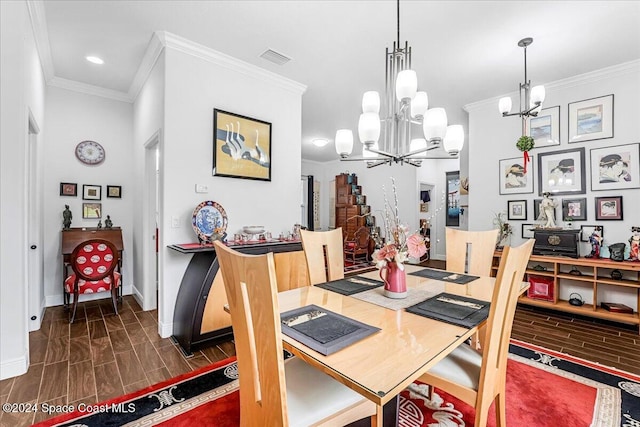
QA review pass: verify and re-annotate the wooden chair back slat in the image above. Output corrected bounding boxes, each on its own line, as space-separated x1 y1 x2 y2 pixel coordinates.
300 228 345 285
446 228 499 276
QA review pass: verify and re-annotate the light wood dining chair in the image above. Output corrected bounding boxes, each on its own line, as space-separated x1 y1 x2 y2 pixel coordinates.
300 228 345 285
418 239 534 427
445 228 499 276
212 241 378 427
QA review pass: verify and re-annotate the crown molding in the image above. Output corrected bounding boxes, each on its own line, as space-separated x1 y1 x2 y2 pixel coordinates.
464 59 640 113
160 31 307 95
49 77 132 103
127 31 166 101
26 0 54 82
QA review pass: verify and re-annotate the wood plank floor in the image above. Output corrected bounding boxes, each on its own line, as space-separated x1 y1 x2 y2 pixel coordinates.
1 280 638 426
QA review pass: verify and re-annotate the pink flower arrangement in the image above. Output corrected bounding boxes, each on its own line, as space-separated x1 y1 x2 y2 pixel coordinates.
372 178 428 270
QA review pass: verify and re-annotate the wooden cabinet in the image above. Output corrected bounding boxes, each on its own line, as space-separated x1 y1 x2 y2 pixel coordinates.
335 173 373 240
493 252 640 332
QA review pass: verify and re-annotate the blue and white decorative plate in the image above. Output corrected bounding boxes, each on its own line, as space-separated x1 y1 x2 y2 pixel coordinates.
192 201 228 242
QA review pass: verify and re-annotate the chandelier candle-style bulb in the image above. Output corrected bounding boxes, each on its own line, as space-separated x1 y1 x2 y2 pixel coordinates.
358 113 381 146
362 91 381 113
423 108 448 143
443 125 464 155
363 142 380 162
530 85 546 105
498 97 512 114
410 92 429 119
335 129 354 158
395 70 417 102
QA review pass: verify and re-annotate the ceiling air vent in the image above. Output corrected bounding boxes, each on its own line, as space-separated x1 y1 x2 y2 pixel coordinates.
259 48 292 65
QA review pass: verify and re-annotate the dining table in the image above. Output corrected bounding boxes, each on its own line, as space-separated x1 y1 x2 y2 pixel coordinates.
278 264 522 427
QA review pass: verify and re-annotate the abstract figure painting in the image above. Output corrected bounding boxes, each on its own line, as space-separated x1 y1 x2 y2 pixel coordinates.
590 143 639 191
213 109 272 181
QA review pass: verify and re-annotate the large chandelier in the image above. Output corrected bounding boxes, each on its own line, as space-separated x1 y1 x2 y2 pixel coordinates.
498 37 546 122
335 0 464 168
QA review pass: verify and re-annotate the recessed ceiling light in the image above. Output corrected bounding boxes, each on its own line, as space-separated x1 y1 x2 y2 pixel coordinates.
312 138 329 147
86 56 104 65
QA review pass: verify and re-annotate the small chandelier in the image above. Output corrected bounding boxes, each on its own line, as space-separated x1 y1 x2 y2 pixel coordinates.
498 37 546 120
335 0 464 168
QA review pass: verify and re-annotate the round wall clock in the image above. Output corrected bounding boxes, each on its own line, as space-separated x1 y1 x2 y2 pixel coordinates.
75 140 105 165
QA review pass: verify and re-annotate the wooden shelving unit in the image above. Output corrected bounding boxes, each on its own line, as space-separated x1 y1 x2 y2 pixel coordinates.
493 252 640 332
335 173 372 240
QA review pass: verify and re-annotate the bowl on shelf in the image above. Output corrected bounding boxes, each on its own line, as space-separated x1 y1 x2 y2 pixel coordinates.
243 225 265 235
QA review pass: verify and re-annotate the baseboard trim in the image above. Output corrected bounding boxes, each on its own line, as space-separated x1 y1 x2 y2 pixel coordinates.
45 285 133 307
0 354 28 380
159 319 173 339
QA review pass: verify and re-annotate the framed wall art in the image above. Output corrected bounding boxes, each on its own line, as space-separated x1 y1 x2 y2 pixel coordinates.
507 200 527 220
107 185 122 198
590 143 639 191
498 157 534 194
526 105 560 148
213 109 272 181
60 182 77 197
580 225 604 242
82 202 102 219
446 171 460 226
82 184 101 200
537 147 585 195
533 198 558 221
595 196 623 220
521 223 535 239
568 94 613 143
561 198 587 221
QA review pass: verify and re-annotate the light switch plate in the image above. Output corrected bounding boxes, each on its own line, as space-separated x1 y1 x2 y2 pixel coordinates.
195 184 209 193
171 216 180 228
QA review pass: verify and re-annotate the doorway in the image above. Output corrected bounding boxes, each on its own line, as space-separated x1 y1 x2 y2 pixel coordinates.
143 131 161 312
27 110 43 331
419 181 440 260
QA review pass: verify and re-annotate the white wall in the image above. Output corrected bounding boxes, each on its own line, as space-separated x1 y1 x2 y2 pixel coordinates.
466 60 640 308
156 41 306 335
1 0 46 379
43 87 134 306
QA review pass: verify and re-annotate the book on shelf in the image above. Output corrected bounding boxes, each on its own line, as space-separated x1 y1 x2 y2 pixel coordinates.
600 302 633 314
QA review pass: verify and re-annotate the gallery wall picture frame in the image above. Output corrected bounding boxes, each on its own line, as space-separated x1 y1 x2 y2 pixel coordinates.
590 143 639 191
526 105 560 148
537 147 586 195
498 157 534 195
568 94 613 143
82 184 101 200
595 196 623 220
419 203 428 213
561 198 587 221
107 185 122 198
507 200 527 220
82 202 102 219
521 223 535 239
533 198 558 222
212 109 272 181
446 171 460 226
60 182 77 197
580 224 604 242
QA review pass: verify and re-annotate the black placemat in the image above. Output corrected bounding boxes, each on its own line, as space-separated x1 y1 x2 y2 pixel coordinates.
409 268 479 284
281 305 380 355
405 292 490 328
315 276 384 295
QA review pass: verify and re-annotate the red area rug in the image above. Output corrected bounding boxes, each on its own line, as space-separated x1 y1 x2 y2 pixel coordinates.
34 340 640 427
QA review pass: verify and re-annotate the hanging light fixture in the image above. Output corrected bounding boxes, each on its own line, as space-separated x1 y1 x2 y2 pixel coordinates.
498 37 546 120
336 0 464 168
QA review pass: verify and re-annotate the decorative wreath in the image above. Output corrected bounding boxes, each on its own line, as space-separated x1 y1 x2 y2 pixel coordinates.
516 136 535 173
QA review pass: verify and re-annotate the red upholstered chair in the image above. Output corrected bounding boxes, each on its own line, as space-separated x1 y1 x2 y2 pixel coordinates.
64 239 121 323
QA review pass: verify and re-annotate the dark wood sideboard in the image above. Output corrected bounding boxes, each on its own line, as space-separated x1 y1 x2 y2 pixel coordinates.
168 240 310 356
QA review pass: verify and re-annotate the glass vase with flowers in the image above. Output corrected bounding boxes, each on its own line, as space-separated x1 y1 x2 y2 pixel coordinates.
372 178 428 298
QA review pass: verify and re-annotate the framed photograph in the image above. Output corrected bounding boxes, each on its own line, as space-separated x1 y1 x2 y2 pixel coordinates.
526 105 560 148
419 203 428 213
213 109 272 181
498 157 534 195
568 94 613 143
580 225 604 242
82 184 101 200
507 200 527 220
446 171 460 226
595 196 623 220
521 223 535 239
561 198 587 221
533 198 558 221
537 147 586 195
60 182 77 197
82 202 102 219
590 143 639 191
107 185 122 198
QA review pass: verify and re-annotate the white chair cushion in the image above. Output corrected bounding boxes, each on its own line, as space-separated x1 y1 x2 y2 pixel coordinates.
285 357 369 427
427 343 482 391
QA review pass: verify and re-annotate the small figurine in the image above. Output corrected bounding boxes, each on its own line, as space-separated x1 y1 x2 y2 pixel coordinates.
97 220 102 229
105 215 113 229
586 226 603 259
62 205 72 230
628 226 640 261
537 192 558 228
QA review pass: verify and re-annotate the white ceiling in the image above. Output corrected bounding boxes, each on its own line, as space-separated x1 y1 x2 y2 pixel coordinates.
39 0 640 162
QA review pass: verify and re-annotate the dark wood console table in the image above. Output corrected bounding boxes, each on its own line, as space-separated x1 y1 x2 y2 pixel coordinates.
168 240 310 356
